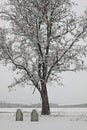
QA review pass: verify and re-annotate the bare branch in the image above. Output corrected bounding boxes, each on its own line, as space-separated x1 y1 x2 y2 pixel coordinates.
46 29 87 81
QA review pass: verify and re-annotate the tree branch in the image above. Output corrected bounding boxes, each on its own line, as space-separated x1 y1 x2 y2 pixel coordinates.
46 29 87 81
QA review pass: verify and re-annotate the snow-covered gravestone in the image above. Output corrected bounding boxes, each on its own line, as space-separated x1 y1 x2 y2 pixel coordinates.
16 109 23 121
31 109 39 121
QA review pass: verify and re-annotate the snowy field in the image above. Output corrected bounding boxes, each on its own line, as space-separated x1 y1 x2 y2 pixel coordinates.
0 108 87 130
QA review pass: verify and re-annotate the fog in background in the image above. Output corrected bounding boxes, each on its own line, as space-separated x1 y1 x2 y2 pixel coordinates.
0 0 87 105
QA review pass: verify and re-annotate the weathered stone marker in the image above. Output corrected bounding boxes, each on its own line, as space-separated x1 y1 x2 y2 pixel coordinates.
16 109 23 121
31 109 39 121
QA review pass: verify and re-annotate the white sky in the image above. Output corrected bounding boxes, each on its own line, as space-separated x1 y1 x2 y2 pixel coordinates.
0 0 87 105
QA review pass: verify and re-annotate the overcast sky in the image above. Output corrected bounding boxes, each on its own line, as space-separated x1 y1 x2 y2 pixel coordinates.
0 0 87 105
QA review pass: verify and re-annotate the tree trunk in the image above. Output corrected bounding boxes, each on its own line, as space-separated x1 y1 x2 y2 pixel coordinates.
40 82 50 115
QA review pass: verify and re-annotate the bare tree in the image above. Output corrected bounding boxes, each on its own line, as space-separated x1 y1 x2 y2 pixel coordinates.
0 0 87 115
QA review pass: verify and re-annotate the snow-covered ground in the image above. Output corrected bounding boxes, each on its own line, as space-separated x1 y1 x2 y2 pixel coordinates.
0 108 87 130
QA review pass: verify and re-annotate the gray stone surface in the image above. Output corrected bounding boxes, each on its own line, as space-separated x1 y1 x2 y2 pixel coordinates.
31 109 39 121
16 109 23 121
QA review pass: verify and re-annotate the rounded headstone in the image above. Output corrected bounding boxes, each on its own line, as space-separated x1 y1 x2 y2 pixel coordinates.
16 109 23 121
31 109 39 121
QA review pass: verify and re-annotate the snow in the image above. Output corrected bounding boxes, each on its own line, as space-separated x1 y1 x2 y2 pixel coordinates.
0 108 87 130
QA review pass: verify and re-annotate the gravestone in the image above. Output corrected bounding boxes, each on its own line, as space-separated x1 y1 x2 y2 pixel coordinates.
31 109 39 121
16 109 23 121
